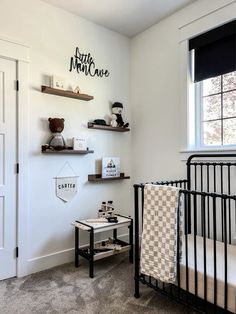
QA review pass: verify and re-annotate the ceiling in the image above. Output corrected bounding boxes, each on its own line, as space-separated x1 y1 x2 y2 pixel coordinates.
42 0 197 37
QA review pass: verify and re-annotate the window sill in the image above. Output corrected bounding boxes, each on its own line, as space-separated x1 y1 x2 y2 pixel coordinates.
180 147 236 153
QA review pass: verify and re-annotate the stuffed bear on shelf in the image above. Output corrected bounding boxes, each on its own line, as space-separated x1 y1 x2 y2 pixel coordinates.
110 102 129 128
48 117 66 150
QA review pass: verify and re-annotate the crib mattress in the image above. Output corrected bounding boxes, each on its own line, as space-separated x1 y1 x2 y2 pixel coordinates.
180 235 236 313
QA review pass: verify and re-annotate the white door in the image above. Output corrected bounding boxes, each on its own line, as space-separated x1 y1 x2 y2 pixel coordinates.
0 57 17 280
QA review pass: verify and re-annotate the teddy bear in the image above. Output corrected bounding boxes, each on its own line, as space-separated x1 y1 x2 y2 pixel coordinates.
110 102 129 128
48 118 66 150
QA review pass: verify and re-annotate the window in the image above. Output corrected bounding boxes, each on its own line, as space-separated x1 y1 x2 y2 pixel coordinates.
189 20 236 149
197 71 236 147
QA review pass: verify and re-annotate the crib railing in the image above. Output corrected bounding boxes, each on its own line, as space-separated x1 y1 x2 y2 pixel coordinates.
187 154 236 244
134 180 236 313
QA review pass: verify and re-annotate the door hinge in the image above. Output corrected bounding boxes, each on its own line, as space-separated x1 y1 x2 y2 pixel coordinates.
16 247 19 258
16 80 19 91
16 163 19 174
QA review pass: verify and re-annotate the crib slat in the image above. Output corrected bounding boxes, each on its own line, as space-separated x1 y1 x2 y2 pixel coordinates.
201 165 204 237
202 195 207 306
212 196 217 310
207 165 210 238
200 165 203 191
141 187 144 220
134 185 140 298
221 166 224 242
184 193 189 302
224 198 228 311
213 164 216 192
193 194 198 298
194 164 197 190
228 165 231 244
177 198 180 299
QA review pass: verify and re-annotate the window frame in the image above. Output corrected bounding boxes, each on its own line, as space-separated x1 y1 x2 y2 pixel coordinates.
194 72 236 150
178 2 236 154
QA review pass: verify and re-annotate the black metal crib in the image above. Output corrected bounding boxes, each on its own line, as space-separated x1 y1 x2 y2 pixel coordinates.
134 154 236 314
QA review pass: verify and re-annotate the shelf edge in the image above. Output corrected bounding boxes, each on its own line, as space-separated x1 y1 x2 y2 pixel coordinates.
41 85 94 101
88 173 130 182
87 122 130 132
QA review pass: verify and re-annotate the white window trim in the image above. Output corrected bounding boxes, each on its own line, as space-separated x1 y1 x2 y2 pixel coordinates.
179 0 236 154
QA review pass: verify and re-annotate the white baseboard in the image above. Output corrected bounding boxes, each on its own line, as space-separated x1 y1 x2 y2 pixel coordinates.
26 233 130 276
27 248 74 275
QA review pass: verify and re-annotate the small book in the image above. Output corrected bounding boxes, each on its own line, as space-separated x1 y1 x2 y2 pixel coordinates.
73 137 87 151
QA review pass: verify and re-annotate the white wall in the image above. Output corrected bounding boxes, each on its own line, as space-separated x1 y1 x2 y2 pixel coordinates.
1 0 234 276
0 0 131 274
130 0 235 184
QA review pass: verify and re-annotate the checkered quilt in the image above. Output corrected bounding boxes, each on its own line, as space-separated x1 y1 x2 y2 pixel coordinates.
140 184 182 283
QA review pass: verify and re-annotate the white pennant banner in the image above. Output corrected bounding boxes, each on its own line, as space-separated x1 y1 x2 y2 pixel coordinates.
56 176 77 202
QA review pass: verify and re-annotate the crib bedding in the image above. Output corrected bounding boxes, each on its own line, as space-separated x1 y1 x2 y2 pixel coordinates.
180 235 236 313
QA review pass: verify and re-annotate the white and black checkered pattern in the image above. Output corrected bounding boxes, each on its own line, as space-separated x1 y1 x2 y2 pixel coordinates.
140 184 182 284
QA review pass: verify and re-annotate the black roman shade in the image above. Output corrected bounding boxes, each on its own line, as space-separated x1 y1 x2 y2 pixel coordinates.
189 20 236 82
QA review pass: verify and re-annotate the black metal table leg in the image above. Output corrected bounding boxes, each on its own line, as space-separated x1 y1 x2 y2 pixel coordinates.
129 218 133 263
75 226 79 268
113 228 117 241
134 186 140 298
89 227 94 278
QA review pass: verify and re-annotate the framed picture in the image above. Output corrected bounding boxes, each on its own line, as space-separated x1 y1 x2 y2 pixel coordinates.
102 157 120 178
51 75 66 90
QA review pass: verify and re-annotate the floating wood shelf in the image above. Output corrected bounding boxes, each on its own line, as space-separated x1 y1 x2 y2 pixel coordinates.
41 145 94 154
87 122 130 132
41 86 94 101
88 173 130 182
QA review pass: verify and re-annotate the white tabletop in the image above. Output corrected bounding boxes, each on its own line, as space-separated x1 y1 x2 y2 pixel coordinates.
73 216 131 233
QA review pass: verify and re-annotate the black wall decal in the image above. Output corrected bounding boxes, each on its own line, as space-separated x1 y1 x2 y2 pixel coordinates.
69 47 110 78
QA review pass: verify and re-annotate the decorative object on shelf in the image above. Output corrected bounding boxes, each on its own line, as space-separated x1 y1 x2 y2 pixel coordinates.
51 75 66 90
54 162 78 202
69 47 110 78
73 85 81 93
87 122 130 132
48 117 66 151
95 238 121 250
73 136 87 151
41 85 93 101
102 157 120 178
92 119 107 126
98 201 116 219
110 102 129 128
88 173 130 182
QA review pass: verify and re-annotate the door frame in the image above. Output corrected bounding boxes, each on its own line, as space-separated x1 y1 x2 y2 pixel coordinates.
0 36 29 277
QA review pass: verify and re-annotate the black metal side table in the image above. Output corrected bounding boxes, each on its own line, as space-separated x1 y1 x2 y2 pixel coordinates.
73 214 133 278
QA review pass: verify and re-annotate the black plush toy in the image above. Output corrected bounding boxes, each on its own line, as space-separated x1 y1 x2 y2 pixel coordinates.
110 102 129 128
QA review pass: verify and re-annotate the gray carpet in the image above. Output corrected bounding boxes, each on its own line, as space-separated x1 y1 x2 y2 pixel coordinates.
0 254 196 314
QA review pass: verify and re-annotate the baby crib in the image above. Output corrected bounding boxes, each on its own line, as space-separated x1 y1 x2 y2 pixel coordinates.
134 154 236 314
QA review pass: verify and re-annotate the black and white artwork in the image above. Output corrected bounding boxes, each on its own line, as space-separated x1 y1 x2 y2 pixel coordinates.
69 47 110 78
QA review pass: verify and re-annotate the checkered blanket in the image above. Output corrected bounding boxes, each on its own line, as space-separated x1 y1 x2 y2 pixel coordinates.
140 184 182 283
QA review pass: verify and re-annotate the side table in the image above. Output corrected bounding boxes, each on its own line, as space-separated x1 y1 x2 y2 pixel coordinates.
73 214 133 278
